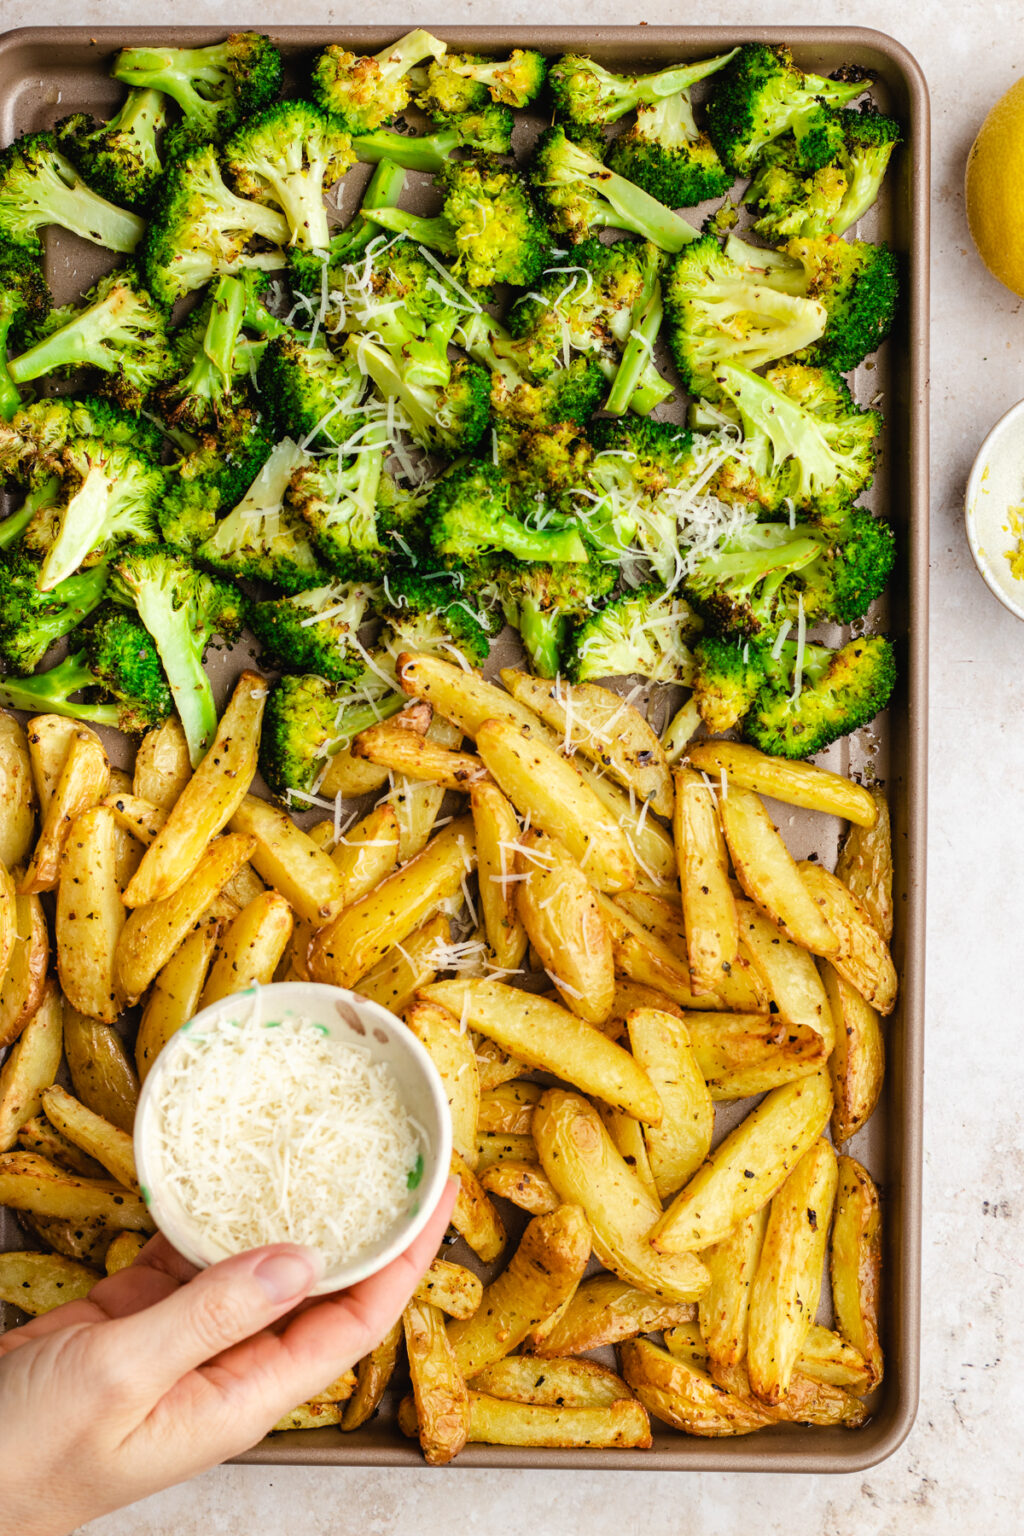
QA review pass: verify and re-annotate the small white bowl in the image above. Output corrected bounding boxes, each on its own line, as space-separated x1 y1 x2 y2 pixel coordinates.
965 396 1024 622
134 982 452 1295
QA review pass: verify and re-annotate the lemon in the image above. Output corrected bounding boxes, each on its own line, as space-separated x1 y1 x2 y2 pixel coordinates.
966 77 1024 298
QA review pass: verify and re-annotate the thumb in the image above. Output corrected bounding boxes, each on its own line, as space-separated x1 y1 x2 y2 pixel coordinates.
105 1244 323 1403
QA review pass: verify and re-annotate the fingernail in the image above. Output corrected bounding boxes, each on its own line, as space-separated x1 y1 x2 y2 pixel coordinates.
254 1249 321 1303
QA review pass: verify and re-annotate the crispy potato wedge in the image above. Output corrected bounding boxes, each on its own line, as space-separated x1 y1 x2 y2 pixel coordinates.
516 829 614 1024
663 1318 711 1368
598 1103 659 1205
475 1132 538 1172
0 886 49 1052
688 741 879 827
674 767 739 995
0 1151 153 1230
476 719 635 894
627 1007 713 1199
798 862 897 1014
221 861 267 913
478 1081 542 1135
19 1210 112 1266
133 717 192 810
0 711 36 868
136 913 222 1082
798 1325 873 1393
397 652 542 737
200 892 294 1009
835 788 893 942
821 962 885 1143
414 1259 483 1321
720 788 838 956
0 1249 100 1314
101 790 166 847
736 901 835 1050
450 1149 505 1263
341 1320 403 1431
661 697 702 766
831 1155 883 1388
385 714 464 863
310 819 474 988
307 1369 358 1406
26 716 91 807
710 1359 868 1428
470 780 528 971
329 805 400 906
105 768 144 889
229 795 345 926
448 1205 592 1378
470 1355 632 1408
529 1274 695 1357
420 980 661 1124
405 1000 480 1169
404 1297 471 1466
697 1207 769 1371
104 1230 147 1275
21 730 109 895
319 703 430 800
123 673 266 907
747 1139 838 1404
0 984 63 1151
608 978 685 1024
684 1011 828 1100
56 805 124 1024
621 1338 772 1436
575 762 677 893
41 1085 138 1192
272 1402 344 1432
354 721 486 790
480 1160 558 1216
357 913 448 1015
63 1009 139 1135
500 669 674 818
115 833 256 1005
466 1392 650 1449
16 1115 105 1179
474 1035 527 1093
605 893 767 1013
649 1072 832 1255
534 1090 708 1303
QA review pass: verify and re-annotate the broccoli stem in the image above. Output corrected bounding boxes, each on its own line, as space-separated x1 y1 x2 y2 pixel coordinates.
27 154 145 253
130 586 216 765
201 273 248 385
0 650 122 728
712 362 839 490
374 29 447 80
113 43 235 132
18 561 110 660
457 311 524 387
352 128 459 174
605 276 665 416
335 158 407 265
0 476 59 549
364 206 458 255
588 167 701 251
517 603 565 678
0 316 20 421
349 334 453 444
8 286 135 385
40 466 112 591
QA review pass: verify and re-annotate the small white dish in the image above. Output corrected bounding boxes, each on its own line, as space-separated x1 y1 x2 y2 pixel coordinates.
965 396 1024 622
134 982 452 1295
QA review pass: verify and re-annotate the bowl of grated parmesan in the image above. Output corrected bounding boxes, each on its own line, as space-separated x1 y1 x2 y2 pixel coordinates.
133 982 452 1294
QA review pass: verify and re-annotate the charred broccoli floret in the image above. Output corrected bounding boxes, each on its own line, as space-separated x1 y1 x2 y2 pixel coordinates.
0 549 109 670
566 583 701 683
198 439 324 594
286 419 388 577
529 126 701 250
742 634 896 757
113 33 283 150
348 335 490 455
249 579 381 682
54 90 169 212
257 333 365 449
0 244 50 422
0 130 145 256
496 556 617 678
0 648 159 734
426 460 590 573
421 49 547 112
322 238 466 388
457 310 606 428
259 672 403 799
380 564 494 669
311 29 447 134
288 159 407 297
744 106 902 242
582 415 700 571
691 634 768 733
151 272 257 434
1 394 163 460
84 607 174 728
223 103 355 252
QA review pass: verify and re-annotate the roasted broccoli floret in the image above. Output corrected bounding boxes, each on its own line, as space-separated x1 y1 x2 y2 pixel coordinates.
0 244 50 422
744 106 902 242
663 232 828 390
722 233 899 373
422 49 547 112
7 265 172 410
286 419 388 577
0 130 145 256
497 557 617 678
353 105 515 167
607 95 732 209
582 415 699 571
259 672 402 799
113 33 283 150
141 144 289 309
249 579 381 682
705 43 872 176
289 159 407 297
691 634 768 733
427 460 589 573
681 522 836 638
84 607 174 728
312 29 447 134
198 439 324 593
110 543 245 763
151 272 257 434
457 310 606 428
372 158 550 289
1 394 163 460
0 549 109 670
566 583 701 683
0 648 159 734
742 634 896 757
348 335 490 455
496 421 596 511
380 565 494 669
54 90 169 212
223 103 355 252
323 239 466 388
257 333 365 448
549 52 725 126
529 125 701 250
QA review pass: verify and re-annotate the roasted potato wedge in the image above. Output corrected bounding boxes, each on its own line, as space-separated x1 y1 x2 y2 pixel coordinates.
41 1085 138 1192
63 1009 139 1135
0 711 36 868
821 962 885 1143
229 795 345 926
101 790 166 847
697 1207 769 1371
200 892 294 1009
470 1354 632 1408
405 1001 480 1169
798 862 898 1014
102 768 144 888
104 1231 147 1275
575 762 678 893
356 913 449 1015
662 697 702 766
798 1325 874 1394
21 730 110 895
830 1155 883 1388
384 714 464 863
404 1297 470 1466
56 805 124 1024
475 1132 538 1172
0 886 49 1051
478 1081 542 1135
449 1149 505 1264
0 984 63 1151
414 1259 483 1321
736 901 835 1050
474 1035 527 1093
529 1274 695 1357
466 1393 650 1449
673 767 739 995
397 652 543 738
26 716 94 807
0 1249 100 1314
479 1161 558 1216
620 1338 772 1437
626 1007 713 1199
342 1320 403 1431
720 788 839 956
16 1115 105 1180
683 1011 828 1100
0 1151 153 1231
19 1210 112 1266
136 913 222 1082
710 1359 868 1428
688 741 879 827
516 829 614 1024
835 788 893 941
598 1103 659 1205
353 721 486 790
272 1402 344 1432
470 780 528 971
328 804 400 906
319 703 431 800
132 717 192 810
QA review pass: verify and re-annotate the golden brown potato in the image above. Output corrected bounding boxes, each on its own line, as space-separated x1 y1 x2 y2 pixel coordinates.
575 763 678 894
710 1359 868 1428
449 1149 505 1263
620 1339 772 1436
310 818 475 988
467 1393 650 1449
341 1320 403 1431
798 862 898 1015
0 711 36 868
697 1207 769 1371
661 1318 710 1367
469 1355 632 1408
104 1231 147 1275
0 983 63 1152
533 1090 708 1303
405 1000 480 1169
470 780 528 971
396 653 542 737
353 721 486 790
474 1035 527 1093
480 1161 559 1216
831 1155 883 1389
228 795 345 926
132 717 191 810
474 1132 538 1173
101 790 166 847
0 1151 153 1231
747 1139 838 1404
649 1072 833 1255
356 913 449 1015
674 767 738 995
319 702 431 801
0 1249 100 1314
687 741 879 827
271 1402 344 1432
56 805 124 1024
720 788 839 956
478 1081 542 1135
821 962 885 1143
797 1325 873 1394
475 719 636 894
136 913 222 1082
835 788 893 942
16 1115 105 1180
529 1274 695 1358
104 768 145 889
604 893 767 1013
200 892 294 1009
18 1211 112 1266
41 1085 138 1192
328 804 400 906
26 716 92 808
404 1298 470 1465
683 1010 828 1100
0 886 49 1052
419 980 661 1124
597 1103 659 1205
414 1259 483 1321
516 829 614 1023
736 901 835 1050
21 731 110 896
662 698 702 766
307 1369 359 1406
626 1008 713 1199
62 1009 139 1135
384 714 464 863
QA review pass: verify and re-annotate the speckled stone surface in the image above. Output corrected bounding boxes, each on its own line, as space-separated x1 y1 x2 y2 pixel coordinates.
2 0 1020 1529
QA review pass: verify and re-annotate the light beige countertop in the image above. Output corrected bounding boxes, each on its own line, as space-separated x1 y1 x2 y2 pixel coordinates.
2 1 1020 1530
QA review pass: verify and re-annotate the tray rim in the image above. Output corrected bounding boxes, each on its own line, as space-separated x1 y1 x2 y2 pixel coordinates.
0 19 930 1476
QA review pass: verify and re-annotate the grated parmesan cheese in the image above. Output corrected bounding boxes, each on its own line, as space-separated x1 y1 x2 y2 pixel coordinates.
147 1014 423 1272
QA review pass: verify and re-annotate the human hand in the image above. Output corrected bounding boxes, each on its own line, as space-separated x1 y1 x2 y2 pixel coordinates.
0 1177 456 1536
